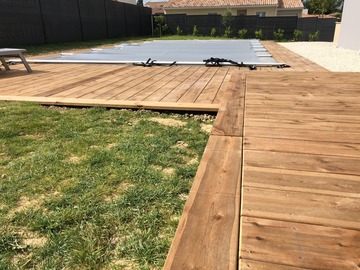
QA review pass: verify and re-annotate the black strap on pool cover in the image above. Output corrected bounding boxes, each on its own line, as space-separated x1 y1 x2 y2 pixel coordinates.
203 57 257 70
134 58 177 67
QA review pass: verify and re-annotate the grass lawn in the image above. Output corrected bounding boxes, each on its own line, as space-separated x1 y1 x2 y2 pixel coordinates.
0 102 213 269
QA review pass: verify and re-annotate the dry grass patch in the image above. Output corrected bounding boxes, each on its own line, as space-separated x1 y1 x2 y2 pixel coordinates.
7 195 46 218
149 117 186 127
201 123 213 134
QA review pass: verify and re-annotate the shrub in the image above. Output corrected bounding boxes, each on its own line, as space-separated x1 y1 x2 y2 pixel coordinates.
255 29 263 40
273 28 284 41
193 25 199 36
154 15 165 37
309 31 320 41
223 26 232 38
210 28 217 37
238 28 248 39
176 26 183 35
222 9 234 29
293 29 302 41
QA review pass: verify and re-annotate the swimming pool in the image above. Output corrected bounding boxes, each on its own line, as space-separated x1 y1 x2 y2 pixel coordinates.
29 40 286 67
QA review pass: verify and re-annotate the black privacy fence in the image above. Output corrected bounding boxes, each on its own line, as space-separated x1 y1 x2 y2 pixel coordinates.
162 14 337 41
0 0 152 47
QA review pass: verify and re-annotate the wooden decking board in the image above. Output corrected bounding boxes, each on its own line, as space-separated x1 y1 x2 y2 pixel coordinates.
195 67 230 104
213 71 233 104
245 111 360 124
164 135 242 270
244 137 360 157
33 66 126 97
52 66 138 98
144 66 202 102
161 66 211 102
0 65 96 95
244 149 360 176
188 135 242 196
1 46 360 270
240 217 360 270
211 73 245 136
261 41 328 72
243 166 360 198
178 67 226 103
127 66 188 101
241 260 314 270
242 188 360 230
240 71 360 270
245 118 360 133
104 67 180 101
99 66 173 100
244 126 360 144
0 95 219 111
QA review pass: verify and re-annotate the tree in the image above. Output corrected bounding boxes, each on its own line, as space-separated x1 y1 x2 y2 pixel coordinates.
304 0 343 14
137 0 143 6
222 9 234 37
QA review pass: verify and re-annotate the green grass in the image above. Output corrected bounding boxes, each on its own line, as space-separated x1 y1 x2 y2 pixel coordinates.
0 102 213 269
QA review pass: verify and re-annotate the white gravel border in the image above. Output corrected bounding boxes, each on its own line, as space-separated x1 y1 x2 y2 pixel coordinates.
279 42 360 72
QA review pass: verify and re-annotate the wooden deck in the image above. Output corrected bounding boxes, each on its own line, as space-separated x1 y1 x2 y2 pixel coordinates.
1 42 360 270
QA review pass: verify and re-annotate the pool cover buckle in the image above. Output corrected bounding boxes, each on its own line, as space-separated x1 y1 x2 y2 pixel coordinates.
203 57 257 70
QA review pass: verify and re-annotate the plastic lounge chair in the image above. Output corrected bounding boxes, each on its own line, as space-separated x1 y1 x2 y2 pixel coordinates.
0 48 32 73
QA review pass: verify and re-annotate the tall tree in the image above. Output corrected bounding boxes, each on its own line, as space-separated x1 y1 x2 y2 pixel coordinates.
137 0 143 6
305 0 343 14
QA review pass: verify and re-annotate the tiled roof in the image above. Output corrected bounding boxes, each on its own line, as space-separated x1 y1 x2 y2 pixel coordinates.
145 1 167 14
164 0 303 9
164 0 278 8
278 0 303 8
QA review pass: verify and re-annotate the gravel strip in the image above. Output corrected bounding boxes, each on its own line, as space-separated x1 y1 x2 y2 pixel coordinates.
279 42 360 72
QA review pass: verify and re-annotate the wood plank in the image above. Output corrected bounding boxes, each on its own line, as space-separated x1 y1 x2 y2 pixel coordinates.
161 66 210 102
164 135 242 269
240 217 360 270
189 135 242 196
244 150 360 176
245 118 360 133
246 93 360 104
212 70 233 104
242 187 360 229
195 67 230 104
243 166 360 198
241 259 315 270
95 66 169 100
0 65 99 95
244 137 360 157
144 66 201 102
247 73 360 83
244 127 360 144
107 67 180 100
127 66 190 101
0 95 219 111
164 193 240 270
51 66 138 98
32 66 121 97
211 73 245 136
244 111 360 124
245 103 360 116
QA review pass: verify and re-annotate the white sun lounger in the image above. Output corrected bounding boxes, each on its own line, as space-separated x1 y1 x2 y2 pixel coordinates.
0 48 32 73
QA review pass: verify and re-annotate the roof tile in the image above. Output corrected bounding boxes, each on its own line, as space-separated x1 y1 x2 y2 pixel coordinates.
164 0 303 9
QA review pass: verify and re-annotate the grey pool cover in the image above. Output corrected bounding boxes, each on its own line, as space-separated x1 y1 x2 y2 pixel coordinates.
32 40 285 66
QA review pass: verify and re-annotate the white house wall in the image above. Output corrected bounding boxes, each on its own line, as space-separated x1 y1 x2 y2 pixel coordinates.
338 0 360 50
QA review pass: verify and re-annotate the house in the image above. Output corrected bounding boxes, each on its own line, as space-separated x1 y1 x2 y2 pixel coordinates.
113 0 137 5
338 0 360 50
163 0 304 17
145 1 167 14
